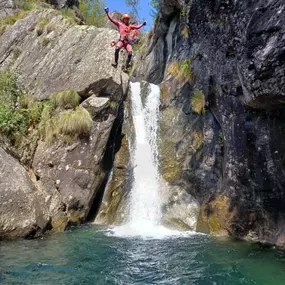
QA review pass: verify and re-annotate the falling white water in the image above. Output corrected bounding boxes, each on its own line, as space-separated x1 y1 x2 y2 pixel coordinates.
128 82 162 226
109 82 195 239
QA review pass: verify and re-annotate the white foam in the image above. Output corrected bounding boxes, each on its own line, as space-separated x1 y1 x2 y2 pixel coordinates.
106 224 196 240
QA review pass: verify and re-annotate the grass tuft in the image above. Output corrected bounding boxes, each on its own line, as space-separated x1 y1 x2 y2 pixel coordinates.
58 107 92 136
51 90 81 109
168 58 194 83
36 17 50 36
181 27 189 38
41 107 92 143
191 90 205 114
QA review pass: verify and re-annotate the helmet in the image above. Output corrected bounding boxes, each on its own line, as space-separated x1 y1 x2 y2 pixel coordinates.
122 14 130 21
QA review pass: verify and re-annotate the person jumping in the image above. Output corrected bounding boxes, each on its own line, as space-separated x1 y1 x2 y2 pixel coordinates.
104 7 146 69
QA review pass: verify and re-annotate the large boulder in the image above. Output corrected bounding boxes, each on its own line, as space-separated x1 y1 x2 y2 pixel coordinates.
0 9 125 100
0 147 49 239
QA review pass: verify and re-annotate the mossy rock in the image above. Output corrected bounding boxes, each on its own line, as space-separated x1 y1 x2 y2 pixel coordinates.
196 197 231 236
51 214 68 232
67 210 85 225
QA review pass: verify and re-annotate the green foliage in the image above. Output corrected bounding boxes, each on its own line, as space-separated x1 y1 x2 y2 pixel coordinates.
51 90 81 109
124 0 140 18
168 58 194 83
191 90 205 115
0 102 27 138
60 8 78 25
78 0 105 27
0 72 53 142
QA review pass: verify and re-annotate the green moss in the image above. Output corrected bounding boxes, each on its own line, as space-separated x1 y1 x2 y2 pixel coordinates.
191 89 205 114
160 85 168 105
168 58 194 83
51 90 81 109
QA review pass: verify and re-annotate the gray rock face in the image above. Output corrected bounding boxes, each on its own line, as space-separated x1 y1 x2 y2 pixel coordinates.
0 0 15 19
136 0 285 247
0 147 49 239
0 8 129 238
0 9 125 100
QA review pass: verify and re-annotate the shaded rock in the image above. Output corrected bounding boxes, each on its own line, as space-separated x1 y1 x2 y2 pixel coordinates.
95 96 133 225
32 104 117 231
0 147 49 239
136 0 285 247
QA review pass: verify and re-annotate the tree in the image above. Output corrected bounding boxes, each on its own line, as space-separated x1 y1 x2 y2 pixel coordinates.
124 0 140 19
150 0 159 16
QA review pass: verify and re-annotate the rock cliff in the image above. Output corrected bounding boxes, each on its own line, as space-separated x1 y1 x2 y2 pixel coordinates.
135 0 285 246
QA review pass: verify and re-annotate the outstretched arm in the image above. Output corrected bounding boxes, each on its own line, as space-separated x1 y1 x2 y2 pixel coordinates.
104 7 120 27
131 22 147 30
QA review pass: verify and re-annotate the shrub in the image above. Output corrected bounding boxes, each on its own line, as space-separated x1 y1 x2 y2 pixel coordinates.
191 90 205 114
0 102 27 138
51 90 81 109
60 8 78 25
0 72 54 143
78 0 105 27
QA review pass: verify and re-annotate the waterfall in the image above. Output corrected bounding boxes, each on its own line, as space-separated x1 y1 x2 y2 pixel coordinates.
128 82 162 227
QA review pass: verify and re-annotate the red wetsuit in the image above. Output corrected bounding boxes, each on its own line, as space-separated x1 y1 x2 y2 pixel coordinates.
107 13 144 53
